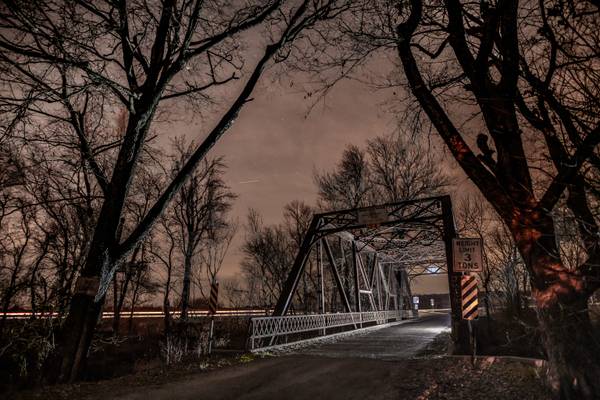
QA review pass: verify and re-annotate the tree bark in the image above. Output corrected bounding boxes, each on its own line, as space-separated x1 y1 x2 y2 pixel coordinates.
46 289 106 383
163 263 173 334
128 269 142 335
515 215 600 399
536 290 600 399
45 193 123 382
113 272 131 336
180 247 194 320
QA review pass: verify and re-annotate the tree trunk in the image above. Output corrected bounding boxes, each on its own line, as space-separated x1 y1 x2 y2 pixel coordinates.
46 289 105 383
45 212 119 382
0 267 19 332
113 270 133 336
163 264 173 334
112 274 119 334
128 268 143 335
536 295 600 399
516 216 600 399
181 249 193 320
45 104 154 382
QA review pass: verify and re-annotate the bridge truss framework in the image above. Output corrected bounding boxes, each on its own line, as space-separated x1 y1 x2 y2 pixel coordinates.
250 195 469 351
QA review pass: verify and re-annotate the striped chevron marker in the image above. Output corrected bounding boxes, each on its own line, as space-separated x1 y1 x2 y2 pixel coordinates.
461 274 478 320
208 281 219 316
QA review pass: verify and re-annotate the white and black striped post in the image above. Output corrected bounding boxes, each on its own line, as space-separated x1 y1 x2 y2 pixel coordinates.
461 273 479 364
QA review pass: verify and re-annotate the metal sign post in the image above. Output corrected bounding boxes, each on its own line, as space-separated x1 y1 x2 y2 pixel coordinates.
441 197 471 354
207 280 219 356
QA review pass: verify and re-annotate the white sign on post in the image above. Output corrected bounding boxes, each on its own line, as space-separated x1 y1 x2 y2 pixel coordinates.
452 238 483 273
413 296 419 304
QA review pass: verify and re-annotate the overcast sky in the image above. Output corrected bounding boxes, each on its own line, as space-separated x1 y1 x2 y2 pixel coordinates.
172 67 469 294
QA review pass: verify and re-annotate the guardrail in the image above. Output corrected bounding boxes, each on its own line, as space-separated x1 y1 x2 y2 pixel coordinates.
250 310 412 351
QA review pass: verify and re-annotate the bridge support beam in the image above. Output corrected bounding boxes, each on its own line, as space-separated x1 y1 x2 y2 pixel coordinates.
323 238 352 313
352 242 362 327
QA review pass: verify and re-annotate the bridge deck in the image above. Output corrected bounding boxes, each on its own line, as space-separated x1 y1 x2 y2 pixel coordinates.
297 312 450 360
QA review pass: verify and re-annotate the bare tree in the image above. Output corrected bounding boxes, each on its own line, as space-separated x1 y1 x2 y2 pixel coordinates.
150 215 178 334
488 221 528 317
282 200 318 310
166 140 235 320
315 133 450 209
367 133 450 202
0 0 351 381
221 278 248 310
315 144 372 210
0 206 33 330
197 223 237 294
125 243 157 334
241 209 296 308
112 159 161 334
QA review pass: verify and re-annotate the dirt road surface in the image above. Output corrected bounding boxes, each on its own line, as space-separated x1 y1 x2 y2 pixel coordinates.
111 313 450 400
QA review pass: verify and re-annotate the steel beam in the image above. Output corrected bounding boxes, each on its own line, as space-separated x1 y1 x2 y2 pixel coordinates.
316 240 324 314
352 242 361 318
323 238 352 313
272 216 320 316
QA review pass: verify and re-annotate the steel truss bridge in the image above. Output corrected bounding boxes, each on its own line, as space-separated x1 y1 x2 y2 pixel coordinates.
250 196 456 351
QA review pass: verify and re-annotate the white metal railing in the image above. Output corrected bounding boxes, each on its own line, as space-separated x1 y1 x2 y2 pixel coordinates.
2 308 272 320
250 310 412 350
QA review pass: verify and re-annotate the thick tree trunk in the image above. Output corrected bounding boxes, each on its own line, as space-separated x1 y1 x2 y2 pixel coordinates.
46 289 105 383
516 216 600 399
45 107 153 382
45 229 119 382
536 294 600 399
44 193 123 382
